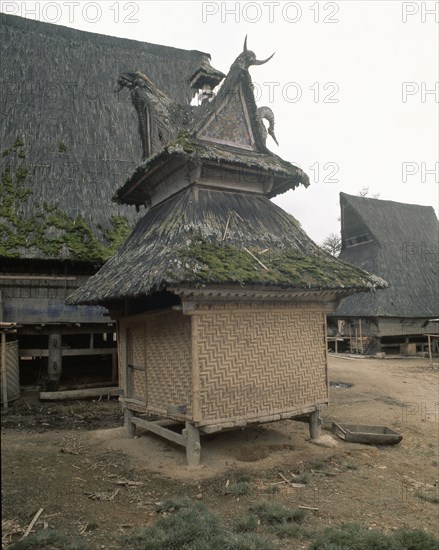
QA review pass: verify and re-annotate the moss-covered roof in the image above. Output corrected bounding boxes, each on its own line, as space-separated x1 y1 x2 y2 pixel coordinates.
0 14 208 262
67 187 386 306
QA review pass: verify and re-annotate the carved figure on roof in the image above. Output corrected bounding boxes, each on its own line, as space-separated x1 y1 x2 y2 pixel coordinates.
231 36 275 71
257 106 279 146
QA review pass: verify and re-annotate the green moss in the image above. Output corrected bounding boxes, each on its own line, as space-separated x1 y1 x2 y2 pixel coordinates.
177 238 378 288
13 136 24 148
167 131 197 154
58 141 67 153
0 142 131 262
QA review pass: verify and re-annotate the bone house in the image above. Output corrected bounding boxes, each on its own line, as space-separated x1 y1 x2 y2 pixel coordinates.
68 39 385 466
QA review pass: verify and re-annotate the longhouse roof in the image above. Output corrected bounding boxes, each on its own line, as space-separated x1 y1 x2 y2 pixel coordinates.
0 14 208 262
334 193 438 318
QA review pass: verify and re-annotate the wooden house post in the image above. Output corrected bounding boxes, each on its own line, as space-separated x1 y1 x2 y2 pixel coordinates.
309 409 322 439
1 331 8 410
48 333 62 389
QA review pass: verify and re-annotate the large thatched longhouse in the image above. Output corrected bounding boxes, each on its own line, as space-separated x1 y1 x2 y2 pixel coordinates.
68 39 385 465
0 14 207 391
329 193 439 355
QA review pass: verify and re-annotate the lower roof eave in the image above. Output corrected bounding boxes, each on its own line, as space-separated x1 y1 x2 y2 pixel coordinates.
170 285 368 306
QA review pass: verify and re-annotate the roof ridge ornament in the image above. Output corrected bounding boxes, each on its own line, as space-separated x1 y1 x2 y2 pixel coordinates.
232 36 275 70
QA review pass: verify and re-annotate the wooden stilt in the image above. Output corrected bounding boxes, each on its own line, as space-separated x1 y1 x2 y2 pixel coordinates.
1 332 8 410
111 351 118 384
309 409 321 439
47 333 62 390
184 421 201 467
124 408 136 437
427 334 432 366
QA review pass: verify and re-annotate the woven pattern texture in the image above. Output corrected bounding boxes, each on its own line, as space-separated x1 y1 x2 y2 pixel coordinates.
120 312 192 416
197 308 328 424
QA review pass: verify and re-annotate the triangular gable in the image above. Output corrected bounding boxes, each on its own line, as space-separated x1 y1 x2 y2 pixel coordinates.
198 83 256 150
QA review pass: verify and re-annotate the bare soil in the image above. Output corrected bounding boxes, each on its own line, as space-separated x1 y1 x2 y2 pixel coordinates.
1 356 438 549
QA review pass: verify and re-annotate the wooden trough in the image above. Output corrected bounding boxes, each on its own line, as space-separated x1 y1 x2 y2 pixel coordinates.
332 422 403 445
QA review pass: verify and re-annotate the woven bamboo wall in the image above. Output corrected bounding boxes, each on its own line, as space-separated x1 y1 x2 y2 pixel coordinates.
195 305 328 426
119 311 192 417
0 340 20 404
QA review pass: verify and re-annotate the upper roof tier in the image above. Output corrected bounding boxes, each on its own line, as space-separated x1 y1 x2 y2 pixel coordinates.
114 38 310 207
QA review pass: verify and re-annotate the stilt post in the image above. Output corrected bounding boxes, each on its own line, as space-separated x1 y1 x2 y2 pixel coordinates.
124 407 136 437
47 333 62 391
184 421 201 467
309 409 322 439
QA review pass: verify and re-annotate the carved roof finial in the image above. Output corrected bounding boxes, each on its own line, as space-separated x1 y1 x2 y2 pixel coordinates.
231 36 275 70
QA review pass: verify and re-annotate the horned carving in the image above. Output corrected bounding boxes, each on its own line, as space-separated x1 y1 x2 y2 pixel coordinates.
257 106 279 146
116 71 148 91
231 36 275 71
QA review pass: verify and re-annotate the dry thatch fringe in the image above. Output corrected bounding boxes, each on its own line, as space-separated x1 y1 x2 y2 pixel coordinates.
68 187 386 306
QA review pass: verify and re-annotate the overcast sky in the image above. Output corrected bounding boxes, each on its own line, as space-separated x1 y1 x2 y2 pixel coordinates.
1 0 438 243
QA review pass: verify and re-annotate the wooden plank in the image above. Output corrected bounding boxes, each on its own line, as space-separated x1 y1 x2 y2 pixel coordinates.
131 417 186 447
40 387 122 401
191 315 201 422
22 508 44 538
20 348 117 357
1 332 8 410
48 333 62 386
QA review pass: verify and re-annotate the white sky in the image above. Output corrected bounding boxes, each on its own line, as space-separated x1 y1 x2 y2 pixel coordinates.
1 0 438 243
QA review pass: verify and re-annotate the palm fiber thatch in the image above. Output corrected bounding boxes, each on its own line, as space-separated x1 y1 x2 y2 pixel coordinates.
335 193 438 318
0 14 208 262
67 187 386 306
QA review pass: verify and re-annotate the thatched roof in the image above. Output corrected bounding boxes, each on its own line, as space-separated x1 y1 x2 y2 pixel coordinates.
334 193 438 318
114 46 309 206
0 14 208 262
67 187 386 306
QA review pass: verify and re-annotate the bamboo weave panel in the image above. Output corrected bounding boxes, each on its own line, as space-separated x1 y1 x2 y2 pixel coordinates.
0 340 20 403
128 325 147 399
197 309 328 423
143 312 192 415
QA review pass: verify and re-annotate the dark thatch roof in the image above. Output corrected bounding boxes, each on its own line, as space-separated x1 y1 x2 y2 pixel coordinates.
0 14 208 262
334 193 439 318
67 187 386 306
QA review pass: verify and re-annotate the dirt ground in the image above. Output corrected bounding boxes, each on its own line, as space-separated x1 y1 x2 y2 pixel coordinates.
1 355 438 549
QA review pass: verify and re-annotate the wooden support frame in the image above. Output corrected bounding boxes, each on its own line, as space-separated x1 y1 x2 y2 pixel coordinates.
125 413 201 467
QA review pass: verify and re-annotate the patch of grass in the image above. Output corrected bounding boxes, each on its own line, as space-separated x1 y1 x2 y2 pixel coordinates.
7 529 89 549
309 458 332 470
119 501 274 550
269 522 312 540
226 481 251 496
236 473 251 483
344 463 359 470
293 472 310 484
309 523 439 550
156 496 193 512
265 485 280 494
234 514 259 533
224 532 276 550
249 501 306 525
392 528 439 549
